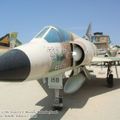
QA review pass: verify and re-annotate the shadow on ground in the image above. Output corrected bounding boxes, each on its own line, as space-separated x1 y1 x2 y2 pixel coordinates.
30 77 120 120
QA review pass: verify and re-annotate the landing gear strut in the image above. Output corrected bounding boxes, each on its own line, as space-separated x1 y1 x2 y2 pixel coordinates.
53 89 63 111
106 62 114 88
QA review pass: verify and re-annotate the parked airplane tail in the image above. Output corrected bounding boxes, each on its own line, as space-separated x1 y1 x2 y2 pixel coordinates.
0 34 10 47
84 23 93 41
0 32 18 48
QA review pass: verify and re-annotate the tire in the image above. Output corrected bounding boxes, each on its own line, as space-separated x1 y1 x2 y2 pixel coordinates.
107 74 113 88
52 106 63 111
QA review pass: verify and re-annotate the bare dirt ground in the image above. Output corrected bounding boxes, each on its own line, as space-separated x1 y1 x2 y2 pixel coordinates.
0 65 120 120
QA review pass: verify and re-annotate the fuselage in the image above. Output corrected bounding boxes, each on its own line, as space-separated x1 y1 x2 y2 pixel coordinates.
0 26 96 81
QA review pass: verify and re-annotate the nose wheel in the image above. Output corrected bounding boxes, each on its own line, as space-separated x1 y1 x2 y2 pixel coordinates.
52 97 63 111
107 74 113 88
106 62 114 88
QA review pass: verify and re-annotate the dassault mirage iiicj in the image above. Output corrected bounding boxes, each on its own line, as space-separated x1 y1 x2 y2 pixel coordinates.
0 25 119 110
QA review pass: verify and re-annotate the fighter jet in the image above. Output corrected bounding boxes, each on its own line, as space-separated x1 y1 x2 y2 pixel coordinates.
0 25 119 110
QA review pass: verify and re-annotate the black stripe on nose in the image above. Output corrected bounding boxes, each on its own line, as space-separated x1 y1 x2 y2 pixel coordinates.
0 49 30 81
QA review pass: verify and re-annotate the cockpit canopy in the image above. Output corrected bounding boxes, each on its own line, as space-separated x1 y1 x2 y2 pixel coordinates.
35 26 72 43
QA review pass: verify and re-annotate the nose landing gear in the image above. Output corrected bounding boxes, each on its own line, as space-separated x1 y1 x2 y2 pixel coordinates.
107 74 113 88
106 62 113 88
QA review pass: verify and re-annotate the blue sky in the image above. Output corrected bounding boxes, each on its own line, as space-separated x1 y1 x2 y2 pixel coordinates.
0 0 120 45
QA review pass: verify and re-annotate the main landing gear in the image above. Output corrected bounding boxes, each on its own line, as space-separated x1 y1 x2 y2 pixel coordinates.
106 62 114 88
107 74 113 88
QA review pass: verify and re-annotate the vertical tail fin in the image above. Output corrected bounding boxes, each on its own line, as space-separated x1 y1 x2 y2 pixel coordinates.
85 23 93 41
0 34 10 47
0 32 18 48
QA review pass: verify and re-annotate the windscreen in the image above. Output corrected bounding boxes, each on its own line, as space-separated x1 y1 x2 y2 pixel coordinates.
35 26 72 43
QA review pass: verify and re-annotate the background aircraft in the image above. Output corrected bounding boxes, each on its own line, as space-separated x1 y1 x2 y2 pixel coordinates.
0 32 22 55
105 45 119 57
0 25 119 110
84 23 120 57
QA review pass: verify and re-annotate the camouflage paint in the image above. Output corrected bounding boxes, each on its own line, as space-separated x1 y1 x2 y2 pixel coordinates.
0 34 10 47
9 32 17 48
48 43 72 72
60 43 72 68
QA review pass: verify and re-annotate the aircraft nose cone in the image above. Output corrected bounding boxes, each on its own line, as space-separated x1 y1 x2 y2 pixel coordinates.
0 49 30 81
